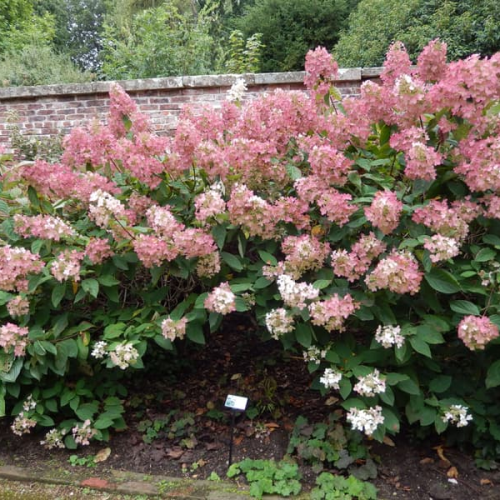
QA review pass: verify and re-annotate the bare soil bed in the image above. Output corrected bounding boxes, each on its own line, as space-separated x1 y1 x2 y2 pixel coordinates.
0 315 499 499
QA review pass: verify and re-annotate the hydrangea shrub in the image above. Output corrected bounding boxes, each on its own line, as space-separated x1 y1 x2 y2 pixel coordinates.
1 40 500 454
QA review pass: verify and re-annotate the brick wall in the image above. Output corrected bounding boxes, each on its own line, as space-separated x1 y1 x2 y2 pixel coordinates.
0 68 381 151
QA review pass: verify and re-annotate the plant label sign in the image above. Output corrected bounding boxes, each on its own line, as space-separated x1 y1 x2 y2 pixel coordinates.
225 394 248 411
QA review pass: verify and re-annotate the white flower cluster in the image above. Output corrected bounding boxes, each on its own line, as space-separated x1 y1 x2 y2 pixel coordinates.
354 369 386 397
72 419 96 446
277 274 319 309
346 406 385 436
265 308 295 339
227 78 247 102
320 368 342 390
442 405 473 428
161 317 187 342
375 325 405 349
40 428 66 449
23 394 36 412
11 394 38 436
109 342 139 370
424 234 460 263
91 340 108 359
89 189 126 228
11 413 37 436
303 345 327 365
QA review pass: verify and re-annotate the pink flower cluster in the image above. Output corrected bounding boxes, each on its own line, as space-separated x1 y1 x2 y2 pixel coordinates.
161 317 188 342
364 191 403 235
0 245 45 292
204 282 236 315
423 234 460 262
194 185 226 224
0 323 29 356
309 294 359 332
366 250 423 295
14 214 75 241
277 274 319 310
331 233 386 282
412 199 481 241
50 250 84 282
304 46 339 99
7 296 30 317
281 234 330 278
72 419 97 446
458 316 499 351
85 238 114 264
196 252 221 278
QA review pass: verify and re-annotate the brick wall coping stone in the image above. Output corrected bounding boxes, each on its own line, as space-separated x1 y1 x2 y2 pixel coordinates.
0 68 383 101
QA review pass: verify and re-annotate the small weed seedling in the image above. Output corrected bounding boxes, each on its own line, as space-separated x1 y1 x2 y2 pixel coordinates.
68 454 96 468
227 458 301 499
311 472 378 500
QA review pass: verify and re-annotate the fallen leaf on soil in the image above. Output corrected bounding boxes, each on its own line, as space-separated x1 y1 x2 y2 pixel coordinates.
325 396 339 406
447 466 459 478
382 436 395 447
231 373 242 380
420 457 434 464
94 447 111 463
434 445 451 465
480 479 493 485
195 407 206 416
166 447 184 459
80 478 111 489
205 442 222 451
234 435 244 445
264 422 280 429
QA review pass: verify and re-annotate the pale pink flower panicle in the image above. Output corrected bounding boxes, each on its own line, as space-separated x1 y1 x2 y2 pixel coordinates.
281 234 330 278
13 214 75 241
204 282 237 315
364 191 403 235
416 39 448 82
458 316 499 351
366 250 423 295
0 245 45 293
0 323 29 357
72 419 97 446
50 250 84 282
309 294 359 332
161 317 188 342
85 238 114 264
381 42 412 86
423 234 460 262
304 46 339 98
7 296 30 318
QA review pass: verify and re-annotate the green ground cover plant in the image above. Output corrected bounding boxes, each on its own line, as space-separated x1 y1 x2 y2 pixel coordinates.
1 40 500 466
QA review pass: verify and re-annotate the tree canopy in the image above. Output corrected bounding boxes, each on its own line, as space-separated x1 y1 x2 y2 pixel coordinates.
334 0 500 67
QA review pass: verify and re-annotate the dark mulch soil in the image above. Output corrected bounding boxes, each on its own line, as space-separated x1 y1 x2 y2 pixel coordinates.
0 314 499 499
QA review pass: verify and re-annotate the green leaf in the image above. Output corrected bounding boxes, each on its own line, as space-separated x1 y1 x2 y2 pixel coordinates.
186 322 205 345
103 323 126 340
313 279 332 290
75 402 99 421
254 277 271 289
450 300 480 316
0 358 23 383
221 252 243 271
409 337 432 358
98 275 120 287
425 269 461 294
82 279 99 299
295 323 312 348
94 418 115 430
429 375 452 393
51 283 66 308
398 378 420 395
486 360 500 389
475 248 496 262
257 250 277 266
212 225 226 250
